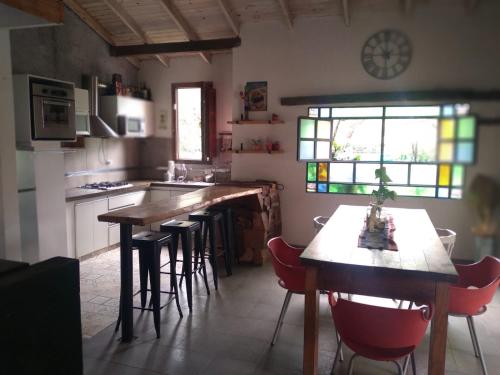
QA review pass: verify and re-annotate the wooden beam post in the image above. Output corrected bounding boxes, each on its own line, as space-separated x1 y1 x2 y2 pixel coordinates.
341 0 350 26
403 0 412 14
109 37 241 57
157 0 211 63
216 0 239 35
276 0 293 29
102 0 168 68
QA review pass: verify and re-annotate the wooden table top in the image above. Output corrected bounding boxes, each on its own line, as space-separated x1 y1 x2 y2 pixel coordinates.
300 205 458 283
98 185 262 226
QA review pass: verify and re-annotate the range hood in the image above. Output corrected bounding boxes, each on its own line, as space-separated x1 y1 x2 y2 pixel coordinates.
83 75 118 138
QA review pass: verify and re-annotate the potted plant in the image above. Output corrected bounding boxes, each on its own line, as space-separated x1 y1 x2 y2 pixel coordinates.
467 174 500 259
368 167 397 232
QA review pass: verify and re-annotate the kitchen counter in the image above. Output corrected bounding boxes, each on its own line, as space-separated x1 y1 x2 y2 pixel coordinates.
65 181 215 202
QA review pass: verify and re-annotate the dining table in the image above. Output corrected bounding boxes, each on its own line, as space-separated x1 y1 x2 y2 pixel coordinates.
98 185 262 342
300 205 459 375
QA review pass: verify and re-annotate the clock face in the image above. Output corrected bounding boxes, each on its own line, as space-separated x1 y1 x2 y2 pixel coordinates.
361 30 412 80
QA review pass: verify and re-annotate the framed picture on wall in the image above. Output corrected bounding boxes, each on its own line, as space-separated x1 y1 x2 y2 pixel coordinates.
245 81 267 111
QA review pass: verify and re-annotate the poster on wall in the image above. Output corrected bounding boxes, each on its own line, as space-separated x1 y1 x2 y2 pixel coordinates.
245 81 267 111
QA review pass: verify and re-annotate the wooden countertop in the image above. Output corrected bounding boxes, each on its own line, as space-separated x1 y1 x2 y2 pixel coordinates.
98 185 262 226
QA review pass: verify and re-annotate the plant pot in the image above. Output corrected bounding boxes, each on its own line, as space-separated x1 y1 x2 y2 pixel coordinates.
474 235 497 260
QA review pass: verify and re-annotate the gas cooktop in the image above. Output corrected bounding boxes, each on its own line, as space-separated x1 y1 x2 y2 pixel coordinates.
80 181 133 190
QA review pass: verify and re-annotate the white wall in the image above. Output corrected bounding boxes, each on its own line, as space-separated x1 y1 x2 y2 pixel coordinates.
0 29 21 260
231 4 500 260
139 53 233 138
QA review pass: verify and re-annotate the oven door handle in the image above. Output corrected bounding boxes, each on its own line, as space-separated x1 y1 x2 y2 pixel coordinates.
42 99 73 108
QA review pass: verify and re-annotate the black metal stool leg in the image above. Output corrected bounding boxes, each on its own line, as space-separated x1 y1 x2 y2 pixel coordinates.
167 242 183 317
149 243 161 338
181 230 193 312
194 227 210 295
208 219 219 290
219 216 232 276
138 248 149 309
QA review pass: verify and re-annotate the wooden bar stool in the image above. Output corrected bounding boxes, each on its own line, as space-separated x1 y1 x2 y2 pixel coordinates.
115 231 181 338
189 209 232 291
160 220 209 312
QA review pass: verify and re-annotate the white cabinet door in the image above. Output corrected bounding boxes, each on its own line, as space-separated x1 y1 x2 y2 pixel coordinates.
93 199 109 251
109 224 120 246
75 201 94 258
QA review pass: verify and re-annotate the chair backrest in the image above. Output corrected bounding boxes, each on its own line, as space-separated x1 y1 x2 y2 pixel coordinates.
267 237 305 293
329 294 431 356
435 228 456 256
449 256 500 315
313 216 329 234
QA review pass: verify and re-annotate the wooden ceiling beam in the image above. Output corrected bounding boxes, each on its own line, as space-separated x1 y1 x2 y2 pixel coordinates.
110 37 241 57
341 0 350 26
103 0 168 68
276 0 293 29
216 0 239 35
157 0 211 63
403 0 412 14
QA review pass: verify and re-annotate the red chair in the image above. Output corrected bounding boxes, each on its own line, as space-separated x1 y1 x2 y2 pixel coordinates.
448 256 500 375
267 237 306 345
328 293 432 374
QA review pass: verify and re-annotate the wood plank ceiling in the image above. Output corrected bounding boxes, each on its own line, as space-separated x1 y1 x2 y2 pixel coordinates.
64 0 484 66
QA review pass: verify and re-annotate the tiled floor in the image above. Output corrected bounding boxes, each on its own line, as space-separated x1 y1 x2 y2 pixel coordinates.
82 248 500 374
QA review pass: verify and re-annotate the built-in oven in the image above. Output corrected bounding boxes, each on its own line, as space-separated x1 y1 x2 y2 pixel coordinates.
117 115 145 137
30 79 76 140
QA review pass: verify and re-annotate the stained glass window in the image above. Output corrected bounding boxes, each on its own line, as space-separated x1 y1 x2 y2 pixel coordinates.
299 105 477 199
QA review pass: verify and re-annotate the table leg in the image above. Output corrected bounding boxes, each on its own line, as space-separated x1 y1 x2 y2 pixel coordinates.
120 223 134 342
303 266 319 375
428 282 449 375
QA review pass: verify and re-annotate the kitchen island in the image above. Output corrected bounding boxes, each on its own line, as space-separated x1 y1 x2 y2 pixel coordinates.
98 185 262 342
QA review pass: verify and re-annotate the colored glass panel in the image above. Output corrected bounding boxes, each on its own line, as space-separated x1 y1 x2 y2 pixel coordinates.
456 142 474 163
439 142 454 162
300 119 315 138
355 163 378 184
455 104 470 116
384 164 409 185
451 188 462 199
391 186 435 197
440 119 455 140
438 188 449 198
317 120 331 139
316 141 331 159
307 163 317 182
452 165 464 186
320 108 330 118
442 105 454 117
329 163 353 183
318 183 327 193
308 108 319 118
457 117 475 139
328 184 371 194
318 163 328 181
410 164 437 185
329 184 349 193
439 164 451 186
306 183 316 192
299 141 314 160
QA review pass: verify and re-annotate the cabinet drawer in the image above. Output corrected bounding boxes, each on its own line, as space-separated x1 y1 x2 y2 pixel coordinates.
108 191 146 210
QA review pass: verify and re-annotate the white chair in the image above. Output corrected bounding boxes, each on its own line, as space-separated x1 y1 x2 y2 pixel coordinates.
435 228 457 256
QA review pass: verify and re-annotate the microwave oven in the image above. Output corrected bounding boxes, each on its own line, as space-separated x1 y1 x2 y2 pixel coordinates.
13 75 76 145
117 115 145 137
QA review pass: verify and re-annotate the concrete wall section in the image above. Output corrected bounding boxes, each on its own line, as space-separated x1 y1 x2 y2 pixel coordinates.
10 7 137 87
231 5 500 260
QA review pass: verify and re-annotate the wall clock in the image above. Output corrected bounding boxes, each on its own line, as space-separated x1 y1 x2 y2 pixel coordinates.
361 29 412 80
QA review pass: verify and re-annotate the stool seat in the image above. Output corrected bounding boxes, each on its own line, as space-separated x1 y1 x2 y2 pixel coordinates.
132 231 172 246
189 210 223 221
160 220 201 233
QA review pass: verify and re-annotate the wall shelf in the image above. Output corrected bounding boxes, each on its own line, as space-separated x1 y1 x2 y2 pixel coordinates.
233 150 284 154
228 120 284 125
